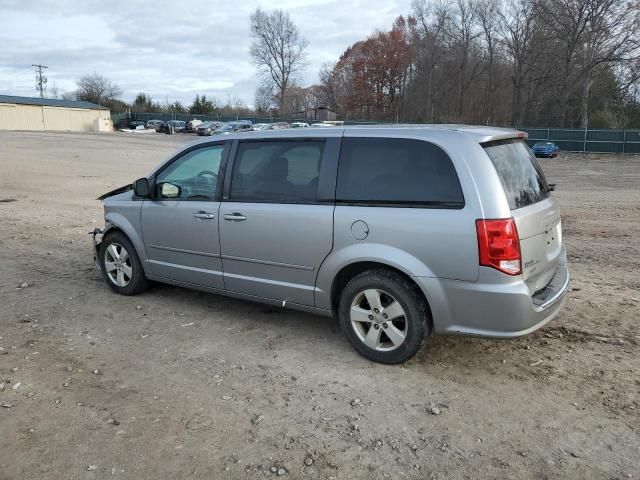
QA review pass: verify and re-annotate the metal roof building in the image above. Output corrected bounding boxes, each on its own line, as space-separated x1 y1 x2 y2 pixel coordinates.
0 95 112 132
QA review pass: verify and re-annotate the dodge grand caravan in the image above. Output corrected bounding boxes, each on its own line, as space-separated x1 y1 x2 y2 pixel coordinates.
93 125 569 364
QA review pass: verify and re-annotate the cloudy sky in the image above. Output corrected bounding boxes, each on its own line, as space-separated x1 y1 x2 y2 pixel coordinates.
0 0 407 107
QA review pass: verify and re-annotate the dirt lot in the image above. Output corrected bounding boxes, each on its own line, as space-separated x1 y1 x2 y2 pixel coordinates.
0 131 638 480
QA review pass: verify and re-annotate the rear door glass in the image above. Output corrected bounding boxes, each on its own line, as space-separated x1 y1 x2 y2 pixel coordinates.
336 137 464 207
483 140 550 209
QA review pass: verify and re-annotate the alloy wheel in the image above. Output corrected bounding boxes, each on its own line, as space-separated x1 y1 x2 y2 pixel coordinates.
104 243 133 287
350 289 407 351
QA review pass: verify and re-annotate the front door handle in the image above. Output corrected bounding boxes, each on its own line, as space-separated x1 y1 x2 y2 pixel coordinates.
223 213 246 221
193 211 215 220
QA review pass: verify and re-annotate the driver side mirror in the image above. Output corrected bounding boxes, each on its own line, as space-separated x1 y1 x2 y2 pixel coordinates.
133 177 150 197
159 182 181 199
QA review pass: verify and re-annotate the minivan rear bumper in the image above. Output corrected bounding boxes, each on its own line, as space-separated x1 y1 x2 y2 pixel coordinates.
415 248 569 338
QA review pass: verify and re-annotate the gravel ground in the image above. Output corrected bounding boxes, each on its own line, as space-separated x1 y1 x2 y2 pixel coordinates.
0 131 638 480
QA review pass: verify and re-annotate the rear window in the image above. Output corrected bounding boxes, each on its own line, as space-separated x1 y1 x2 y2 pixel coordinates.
336 138 464 207
483 140 550 209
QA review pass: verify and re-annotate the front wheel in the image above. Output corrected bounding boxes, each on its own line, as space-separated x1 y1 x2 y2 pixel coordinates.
338 270 431 364
99 231 149 295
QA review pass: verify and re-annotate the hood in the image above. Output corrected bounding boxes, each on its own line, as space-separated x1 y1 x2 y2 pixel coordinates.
97 184 132 200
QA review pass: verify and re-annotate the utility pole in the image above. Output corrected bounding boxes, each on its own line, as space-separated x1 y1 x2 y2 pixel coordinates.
32 64 48 98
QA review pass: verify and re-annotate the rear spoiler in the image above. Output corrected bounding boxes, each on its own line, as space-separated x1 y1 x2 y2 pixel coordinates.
480 131 528 147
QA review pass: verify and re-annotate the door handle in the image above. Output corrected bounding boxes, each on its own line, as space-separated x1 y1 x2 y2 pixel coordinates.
193 211 215 220
223 213 246 221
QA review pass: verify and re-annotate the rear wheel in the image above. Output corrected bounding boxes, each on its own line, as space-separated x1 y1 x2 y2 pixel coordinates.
99 231 148 295
338 269 430 364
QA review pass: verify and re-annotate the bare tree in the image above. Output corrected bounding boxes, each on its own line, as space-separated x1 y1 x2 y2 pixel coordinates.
445 0 483 118
249 8 308 112
477 0 499 123
497 0 542 125
76 73 122 107
576 0 640 127
254 79 276 113
317 62 338 111
537 0 592 126
223 94 249 117
47 81 60 99
411 0 449 121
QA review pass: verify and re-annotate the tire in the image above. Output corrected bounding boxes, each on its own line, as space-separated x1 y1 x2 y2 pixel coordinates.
338 269 431 364
99 231 149 295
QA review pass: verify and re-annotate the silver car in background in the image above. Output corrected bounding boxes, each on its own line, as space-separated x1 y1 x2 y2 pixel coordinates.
93 125 569 363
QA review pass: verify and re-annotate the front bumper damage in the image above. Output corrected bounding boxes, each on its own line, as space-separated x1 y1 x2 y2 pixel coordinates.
90 227 103 270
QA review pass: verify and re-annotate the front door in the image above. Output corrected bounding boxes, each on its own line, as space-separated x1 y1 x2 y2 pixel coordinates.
141 143 228 288
219 139 335 306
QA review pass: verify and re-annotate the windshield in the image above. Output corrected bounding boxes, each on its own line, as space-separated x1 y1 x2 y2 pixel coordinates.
483 140 550 210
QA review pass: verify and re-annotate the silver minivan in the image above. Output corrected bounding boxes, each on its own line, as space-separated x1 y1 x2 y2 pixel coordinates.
93 125 569 363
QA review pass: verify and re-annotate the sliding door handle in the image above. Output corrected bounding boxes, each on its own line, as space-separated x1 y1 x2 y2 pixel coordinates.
193 212 215 220
223 213 246 221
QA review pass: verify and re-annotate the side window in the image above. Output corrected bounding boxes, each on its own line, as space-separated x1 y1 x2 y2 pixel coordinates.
336 138 464 207
155 144 225 200
229 140 325 202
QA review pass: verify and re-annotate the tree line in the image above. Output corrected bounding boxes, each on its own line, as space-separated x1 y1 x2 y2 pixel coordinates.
59 74 254 117
313 0 640 128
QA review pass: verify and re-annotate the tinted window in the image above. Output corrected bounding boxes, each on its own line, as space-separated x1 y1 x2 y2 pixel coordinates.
230 141 324 202
483 140 549 209
155 144 224 200
336 138 464 207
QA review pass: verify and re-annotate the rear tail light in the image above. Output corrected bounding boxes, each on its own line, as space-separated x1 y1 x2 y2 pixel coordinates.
476 218 522 275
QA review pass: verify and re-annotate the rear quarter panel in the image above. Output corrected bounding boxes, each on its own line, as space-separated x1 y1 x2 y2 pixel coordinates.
315 130 494 310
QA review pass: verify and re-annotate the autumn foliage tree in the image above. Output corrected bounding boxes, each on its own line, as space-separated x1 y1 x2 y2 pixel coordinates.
326 17 412 121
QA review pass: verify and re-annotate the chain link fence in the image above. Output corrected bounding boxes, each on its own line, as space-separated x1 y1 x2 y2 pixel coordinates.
115 112 640 154
520 127 640 154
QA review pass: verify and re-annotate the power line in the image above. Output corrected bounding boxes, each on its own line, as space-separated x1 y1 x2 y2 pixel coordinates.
32 64 48 98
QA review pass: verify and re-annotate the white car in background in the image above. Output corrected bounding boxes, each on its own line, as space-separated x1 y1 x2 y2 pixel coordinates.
186 119 204 132
291 122 310 128
146 119 164 129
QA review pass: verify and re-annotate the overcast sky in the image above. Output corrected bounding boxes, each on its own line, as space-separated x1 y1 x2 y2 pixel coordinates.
0 0 407 107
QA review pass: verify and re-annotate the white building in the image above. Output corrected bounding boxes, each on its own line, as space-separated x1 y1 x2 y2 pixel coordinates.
0 95 112 132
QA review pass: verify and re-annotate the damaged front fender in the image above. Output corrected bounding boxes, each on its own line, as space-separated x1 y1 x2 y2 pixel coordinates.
97 184 132 201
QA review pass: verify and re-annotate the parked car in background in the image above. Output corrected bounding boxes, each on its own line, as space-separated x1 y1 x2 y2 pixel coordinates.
228 121 253 133
252 123 272 131
128 120 146 130
196 121 223 136
213 124 235 135
158 120 186 134
271 122 290 130
93 125 568 364
186 119 203 133
146 119 164 130
532 142 560 157
291 122 310 128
